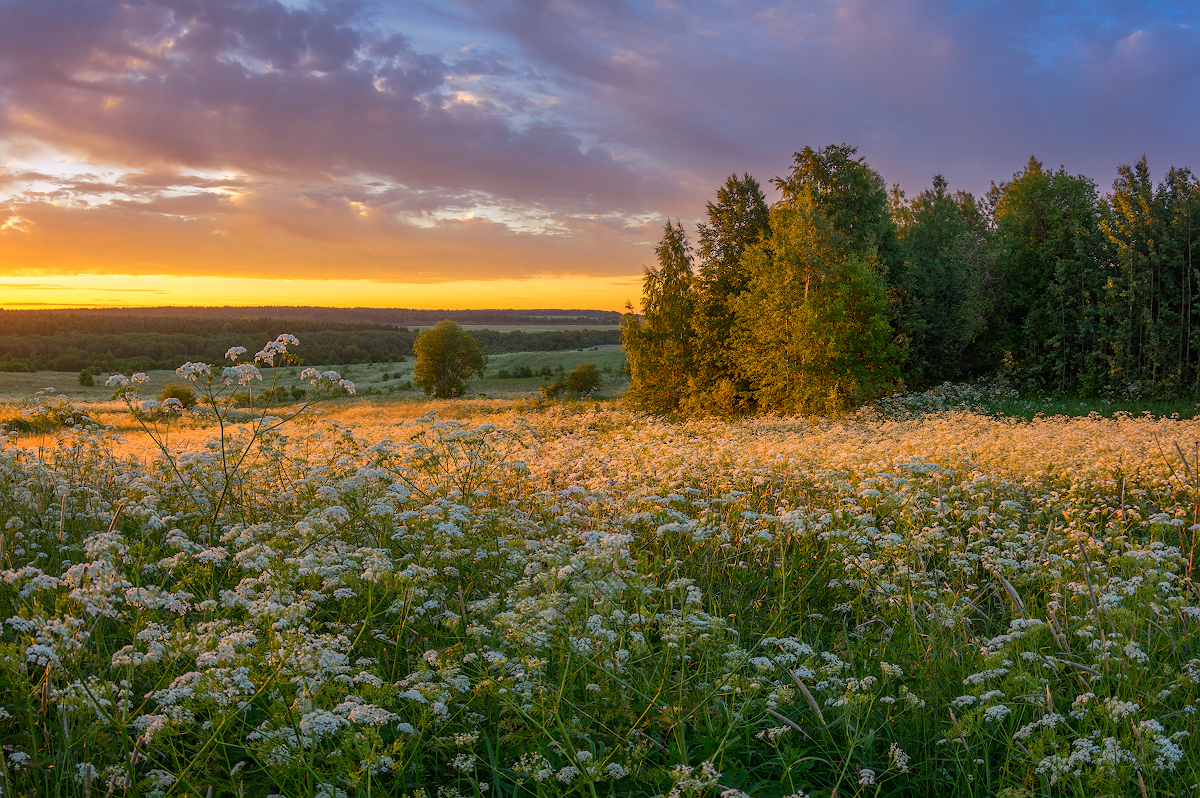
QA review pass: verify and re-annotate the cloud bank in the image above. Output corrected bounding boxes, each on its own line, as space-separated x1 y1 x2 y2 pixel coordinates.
1 0 1197 304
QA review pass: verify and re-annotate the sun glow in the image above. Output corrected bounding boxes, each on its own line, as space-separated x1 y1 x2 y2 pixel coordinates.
0 273 643 312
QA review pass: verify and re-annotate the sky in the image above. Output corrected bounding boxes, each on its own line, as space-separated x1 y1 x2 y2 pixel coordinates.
1 0 1198 311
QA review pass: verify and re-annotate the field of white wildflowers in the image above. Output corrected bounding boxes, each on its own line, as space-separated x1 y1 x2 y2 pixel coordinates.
2 338 1199 798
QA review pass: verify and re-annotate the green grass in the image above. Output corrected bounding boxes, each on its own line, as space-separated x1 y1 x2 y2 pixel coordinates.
980 395 1200 420
0 346 630 407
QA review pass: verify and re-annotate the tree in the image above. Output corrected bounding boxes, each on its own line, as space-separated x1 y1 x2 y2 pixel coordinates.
988 156 1108 394
890 174 987 386
621 220 697 413
158 381 198 408
412 320 487 398
732 188 899 414
775 143 901 271
1100 159 1200 397
77 368 94 387
688 173 771 414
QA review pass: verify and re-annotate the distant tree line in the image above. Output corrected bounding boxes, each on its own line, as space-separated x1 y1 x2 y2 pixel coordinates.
624 145 1200 415
2 306 621 328
0 315 619 373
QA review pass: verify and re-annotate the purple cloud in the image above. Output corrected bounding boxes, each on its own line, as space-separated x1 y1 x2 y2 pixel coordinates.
1 0 1197 289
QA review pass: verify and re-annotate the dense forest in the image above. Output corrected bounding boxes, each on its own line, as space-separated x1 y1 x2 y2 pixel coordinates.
623 145 1200 414
0 313 619 374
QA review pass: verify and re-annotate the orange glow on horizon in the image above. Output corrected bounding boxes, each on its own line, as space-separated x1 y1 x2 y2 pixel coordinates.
0 274 644 313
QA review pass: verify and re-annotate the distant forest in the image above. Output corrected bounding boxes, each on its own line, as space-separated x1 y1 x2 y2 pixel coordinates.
0 312 619 374
624 145 1200 415
11 306 622 327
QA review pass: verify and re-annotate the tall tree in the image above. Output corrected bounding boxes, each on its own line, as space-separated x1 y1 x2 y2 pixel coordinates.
1159 166 1200 394
775 143 901 273
621 220 698 414
732 189 899 414
687 173 770 414
1102 158 1200 396
891 175 988 386
987 156 1108 394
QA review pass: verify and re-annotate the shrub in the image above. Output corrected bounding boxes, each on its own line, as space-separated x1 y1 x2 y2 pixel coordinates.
158 381 198 408
540 363 603 400
78 368 94 386
566 362 602 396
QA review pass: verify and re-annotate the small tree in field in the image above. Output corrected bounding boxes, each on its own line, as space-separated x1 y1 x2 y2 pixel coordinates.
413 320 487 398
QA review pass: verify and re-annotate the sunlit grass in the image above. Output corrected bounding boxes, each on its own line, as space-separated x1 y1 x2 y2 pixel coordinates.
1 368 1199 797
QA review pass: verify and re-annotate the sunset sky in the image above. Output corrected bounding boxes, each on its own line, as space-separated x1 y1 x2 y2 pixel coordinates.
1 0 1198 311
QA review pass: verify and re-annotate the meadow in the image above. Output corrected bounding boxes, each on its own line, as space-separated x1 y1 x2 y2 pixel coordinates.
0 341 1198 797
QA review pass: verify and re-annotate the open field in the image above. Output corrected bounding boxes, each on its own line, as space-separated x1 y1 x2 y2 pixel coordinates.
0 345 628 410
451 324 621 333
1 372 1199 797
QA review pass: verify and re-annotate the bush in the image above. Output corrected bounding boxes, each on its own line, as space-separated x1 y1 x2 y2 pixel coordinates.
540 363 603 400
566 362 602 396
158 382 198 409
78 368 94 387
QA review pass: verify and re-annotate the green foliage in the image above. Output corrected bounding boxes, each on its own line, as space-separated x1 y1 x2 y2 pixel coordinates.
0 314 618 374
890 174 990 386
622 220 698 414
566 362 602 395
412 320 487 398
157 381 197 408
775 143 901 269
733 191 900 413
539 363 603 400
688 173 771 415
625 148 901 416
77 368 94 387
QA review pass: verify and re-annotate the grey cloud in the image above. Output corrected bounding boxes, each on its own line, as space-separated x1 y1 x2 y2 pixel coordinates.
448 0 1200 200
0 0 671 217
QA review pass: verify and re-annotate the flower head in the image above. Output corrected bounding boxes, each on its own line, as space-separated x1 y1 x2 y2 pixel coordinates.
222 364 262 386
176 362 211 381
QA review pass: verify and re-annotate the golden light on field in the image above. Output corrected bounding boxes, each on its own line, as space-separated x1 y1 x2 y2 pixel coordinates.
0 274 643 312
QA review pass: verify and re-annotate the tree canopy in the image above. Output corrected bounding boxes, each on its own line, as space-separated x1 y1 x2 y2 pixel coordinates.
623 144 1200 415
412 320 487 398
